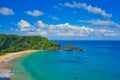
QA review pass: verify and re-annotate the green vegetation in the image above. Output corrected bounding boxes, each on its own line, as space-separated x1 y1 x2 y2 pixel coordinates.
0 34 60 55
65 44 84 51
65 44 73 50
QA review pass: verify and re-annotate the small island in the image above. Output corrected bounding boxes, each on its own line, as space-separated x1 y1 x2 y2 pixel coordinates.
64 44 84 51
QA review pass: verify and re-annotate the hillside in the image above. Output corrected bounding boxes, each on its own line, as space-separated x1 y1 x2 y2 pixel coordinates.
0 34 60 55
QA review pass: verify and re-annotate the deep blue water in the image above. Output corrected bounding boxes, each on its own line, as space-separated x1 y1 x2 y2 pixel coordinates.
11 40 120 80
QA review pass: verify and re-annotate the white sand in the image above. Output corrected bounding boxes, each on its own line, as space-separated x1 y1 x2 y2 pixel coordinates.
0 50 37 78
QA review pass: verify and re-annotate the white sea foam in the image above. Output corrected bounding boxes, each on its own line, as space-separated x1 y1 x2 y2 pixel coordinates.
0 69 11 78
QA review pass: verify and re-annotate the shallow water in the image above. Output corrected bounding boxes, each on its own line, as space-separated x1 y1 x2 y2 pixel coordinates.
11 40 120 80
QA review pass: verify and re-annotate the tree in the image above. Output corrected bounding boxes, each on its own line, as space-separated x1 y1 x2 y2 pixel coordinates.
0 34 60 55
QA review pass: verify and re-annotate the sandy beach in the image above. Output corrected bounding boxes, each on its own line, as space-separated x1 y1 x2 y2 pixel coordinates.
0 50 37 79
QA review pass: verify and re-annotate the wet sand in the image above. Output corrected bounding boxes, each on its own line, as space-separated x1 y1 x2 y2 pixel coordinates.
0 50 37 79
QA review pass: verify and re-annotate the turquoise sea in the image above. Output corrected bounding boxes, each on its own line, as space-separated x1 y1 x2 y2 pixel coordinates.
11 40 120 80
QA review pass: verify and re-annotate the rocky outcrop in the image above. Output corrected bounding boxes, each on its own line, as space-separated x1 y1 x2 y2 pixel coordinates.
53 44 84 51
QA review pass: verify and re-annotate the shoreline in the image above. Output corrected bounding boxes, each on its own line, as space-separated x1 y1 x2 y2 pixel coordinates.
0 50 38 79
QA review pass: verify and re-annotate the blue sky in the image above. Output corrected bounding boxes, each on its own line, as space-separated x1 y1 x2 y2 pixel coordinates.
0 0 120 40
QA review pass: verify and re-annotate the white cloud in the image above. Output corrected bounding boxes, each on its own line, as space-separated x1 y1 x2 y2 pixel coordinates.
63 1 112 18
37 21 48 28
94 28 119 37
27 29 47 36
36 21 94 36
17 20 94 36
78 19 120 27
25 10 44 17
49 15 59 20
48 23 94 36
17 20 33 31
52 16 59 20
97 28 114 33
18 20 31 27
17 20 119 37
89 20 120 27
0 7 14 15
104 33 118 37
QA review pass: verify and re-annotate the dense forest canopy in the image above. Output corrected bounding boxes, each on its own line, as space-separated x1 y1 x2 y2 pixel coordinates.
0 34 60 55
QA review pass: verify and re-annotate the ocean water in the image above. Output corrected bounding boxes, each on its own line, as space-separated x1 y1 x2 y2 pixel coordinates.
11 40 120 80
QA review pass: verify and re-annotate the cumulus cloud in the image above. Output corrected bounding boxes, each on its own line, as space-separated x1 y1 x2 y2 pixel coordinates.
78 19 120 27
37 21 48 28
17 20 119 37
25 10 44 17
17 20 33 31
17 20 94 36
36 21 94 36
0 7 14 15
62 1 112 18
